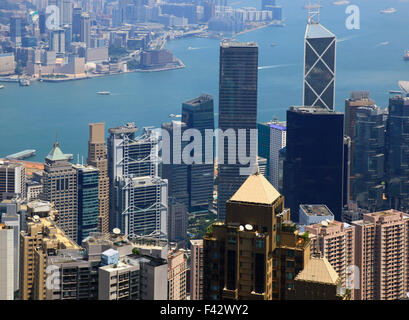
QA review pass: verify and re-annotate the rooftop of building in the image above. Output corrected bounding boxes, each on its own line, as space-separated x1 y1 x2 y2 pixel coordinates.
0 160 25 168
189 239 203 246
220 41 258 48
295 256 340 285
100 257 140 272
300 204 334 217
183 94 213 106
229 170 281 205
72 163 99 172
45 140 70 162
108 122 138 134
289 106 342 115
26 215 80 250
305 22 335 39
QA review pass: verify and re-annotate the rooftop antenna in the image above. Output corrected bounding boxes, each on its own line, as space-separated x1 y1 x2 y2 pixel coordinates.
77 154 80 165
81 155 84 166
307 1 321 24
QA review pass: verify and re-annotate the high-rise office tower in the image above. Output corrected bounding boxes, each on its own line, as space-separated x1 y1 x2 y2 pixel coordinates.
74 164 99 243
306 220 355 298
352 210 409 300
167 198 188 244
303 13 336 110
80 12 91 47
344 91 376 195
0 223 14 300
283 106 344 222
217 41 258 219
204 171 311 300
168 249 188 300
43 140 78 242
10 16 24 45
385 90 409 211
49 28 66 53
189 239 204 300
108 124 168 237
257 120 286 189
87 123 110 233
62 0 73 25
182 94 215 213
161 121 189 207
352 105 386 211
0 161 26 200
72 7 82 40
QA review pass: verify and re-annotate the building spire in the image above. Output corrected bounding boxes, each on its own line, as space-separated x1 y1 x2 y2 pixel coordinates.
307 1 321 24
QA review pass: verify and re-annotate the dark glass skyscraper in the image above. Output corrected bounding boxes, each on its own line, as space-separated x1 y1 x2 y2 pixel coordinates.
283 106 344 221
352 105 386 211
75 165 99 243
182 94 215 213
385 94 409 211
303 21 336 110
217 41 258 219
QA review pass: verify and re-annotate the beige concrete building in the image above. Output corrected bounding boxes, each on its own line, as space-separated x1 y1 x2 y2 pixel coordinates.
0 53 15 75
189 239 204 300
306 220 355 294
99 257 140 300
0 161 26 200
87 123 110 233
19 201 80 300
352 209 409 300
168 249 187 300
42 141 78 242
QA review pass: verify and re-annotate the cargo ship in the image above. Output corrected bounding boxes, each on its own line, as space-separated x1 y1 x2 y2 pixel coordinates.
404 50 409 61
5 149 36 160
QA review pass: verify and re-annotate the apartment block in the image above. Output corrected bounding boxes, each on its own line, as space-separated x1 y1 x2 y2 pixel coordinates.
190 239 204 300
168 249 187 300
352 210 409 300
0 161 26 200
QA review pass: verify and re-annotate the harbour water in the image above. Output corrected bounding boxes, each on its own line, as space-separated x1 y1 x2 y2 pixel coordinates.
0 0 408 161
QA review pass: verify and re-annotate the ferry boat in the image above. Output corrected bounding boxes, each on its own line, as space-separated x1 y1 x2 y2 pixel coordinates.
380 8 396 14
333 0 350 5
404 50 409 61
96 91 111 95
19 79 30 86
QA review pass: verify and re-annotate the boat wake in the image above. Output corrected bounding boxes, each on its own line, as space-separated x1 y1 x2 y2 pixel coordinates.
258 64 294 70
337 35 361 43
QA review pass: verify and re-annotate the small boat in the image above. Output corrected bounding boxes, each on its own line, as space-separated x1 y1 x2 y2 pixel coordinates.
333 0 350 5
19 79 30 86
271 42 277 47
379 41 389 46
97 91 111 95
404 50 409 61
0 85 4 89
380 8 396 14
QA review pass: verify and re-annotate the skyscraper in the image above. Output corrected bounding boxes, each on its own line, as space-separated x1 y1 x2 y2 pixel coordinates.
72 7 82 41
10 16 24 46
42 140 78 242
108 124 168 237
49 28 66 53
189 239 204 300
87 123 110 233
0 161 26 200
352 105 386 211
257 120 286 189
0 223 14 300
204 171 311 300
74 164 99 243
303 15 336 110
182 94 215 213
80 13 91 48
217 41 258 219
352 210 409 300
283 106 344 222
385 91 409 211
161 121 189 208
